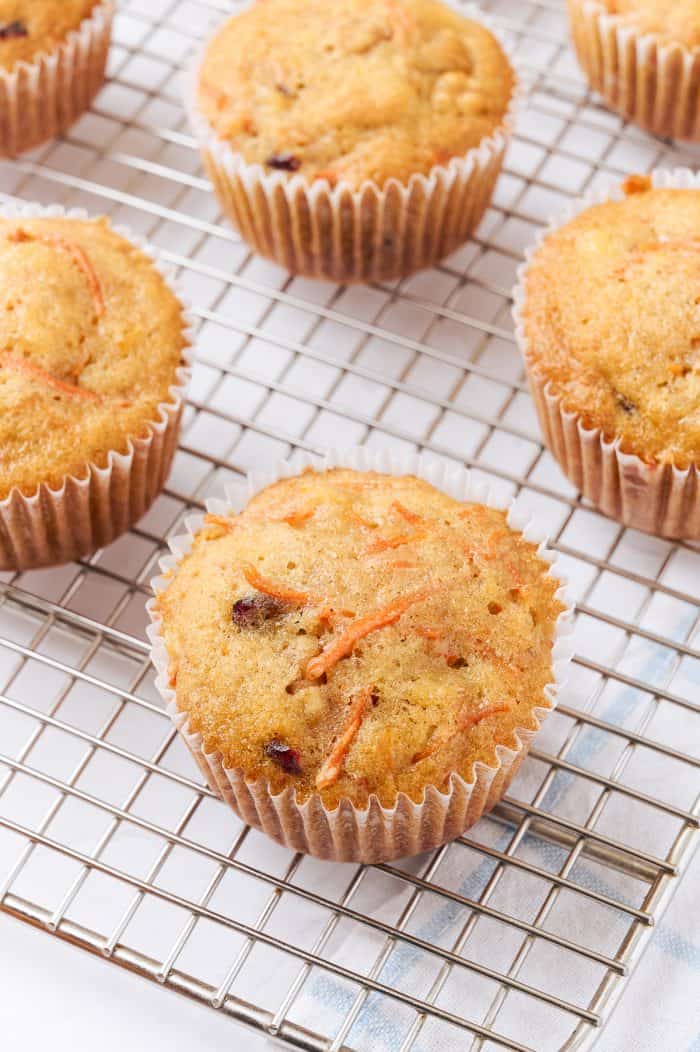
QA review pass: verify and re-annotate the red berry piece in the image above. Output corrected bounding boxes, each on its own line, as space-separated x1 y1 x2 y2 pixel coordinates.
0 21 28 39
264 739 302 775
266 153 301 172
232 593 287 627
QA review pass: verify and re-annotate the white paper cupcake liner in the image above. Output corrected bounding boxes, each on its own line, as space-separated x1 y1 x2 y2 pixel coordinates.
184 4 520 283
513 167 700 540
0 1 113 157
0 202 193 571
147 448 573 864
569 0 700 140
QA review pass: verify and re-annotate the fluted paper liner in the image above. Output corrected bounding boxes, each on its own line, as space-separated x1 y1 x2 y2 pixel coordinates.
147 448 572 864
0 202 193 571
185 5 519 283
514 167 700 540
0 1 113 157
569 0 700 140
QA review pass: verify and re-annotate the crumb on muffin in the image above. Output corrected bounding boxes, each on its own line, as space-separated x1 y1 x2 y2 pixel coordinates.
197 0 515 189
156 469 564 809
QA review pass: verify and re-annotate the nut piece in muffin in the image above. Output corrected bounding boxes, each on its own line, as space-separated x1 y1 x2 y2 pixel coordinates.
0 1 112 156
521 175 700 471
155 469 564 813
197 0 514 189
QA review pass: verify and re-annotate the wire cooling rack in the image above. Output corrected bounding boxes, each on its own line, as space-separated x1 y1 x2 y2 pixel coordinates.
1 1 699 1050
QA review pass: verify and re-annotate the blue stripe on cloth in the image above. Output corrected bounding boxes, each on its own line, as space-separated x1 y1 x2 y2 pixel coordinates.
307 831 512 1050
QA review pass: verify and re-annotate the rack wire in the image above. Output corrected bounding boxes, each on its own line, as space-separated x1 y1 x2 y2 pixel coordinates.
0 1 699 1049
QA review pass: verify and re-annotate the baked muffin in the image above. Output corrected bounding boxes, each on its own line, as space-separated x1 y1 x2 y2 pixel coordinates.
0 1 113 155
188 0 516 281
150 461 568 862
0 208 190 570
568 0 700 139
514 171 700 538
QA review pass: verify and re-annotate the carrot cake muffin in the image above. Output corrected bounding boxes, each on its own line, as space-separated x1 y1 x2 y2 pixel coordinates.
0 213 188 568
190 0 516 281
517 174 700 536
153 467 565 858
568 0 700 139
0 1 113 155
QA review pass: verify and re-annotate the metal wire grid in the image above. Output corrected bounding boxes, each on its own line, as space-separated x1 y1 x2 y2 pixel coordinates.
0 0 699 1049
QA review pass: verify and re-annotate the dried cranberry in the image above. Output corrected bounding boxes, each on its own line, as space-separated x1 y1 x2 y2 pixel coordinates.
264 739 302 775
232 593 287 627
266 153 301 172
0 21 28 39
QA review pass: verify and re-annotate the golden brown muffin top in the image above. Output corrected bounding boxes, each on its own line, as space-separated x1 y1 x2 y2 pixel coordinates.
588 0 700 48
0 216 187 500
521 177 700 468
156 469 564 809
0 1 100 71
197 0 515 189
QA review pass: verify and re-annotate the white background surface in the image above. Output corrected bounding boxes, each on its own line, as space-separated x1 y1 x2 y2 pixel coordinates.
2 838 699 1052
1 2 699 1051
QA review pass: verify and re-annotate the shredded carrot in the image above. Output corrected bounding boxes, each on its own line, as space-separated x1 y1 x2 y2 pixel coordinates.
457 702 511 735
9 228 105 318
415 626 443 640
306 588 436 681
412 703 511 763
318 605 355 628
316 687 372 790
350 512 376 530
278 508 314 528
242 563 315 605
391 501 423 525
203 513 236 533
0 351 102 402
365 531 425 555
389 560 418 569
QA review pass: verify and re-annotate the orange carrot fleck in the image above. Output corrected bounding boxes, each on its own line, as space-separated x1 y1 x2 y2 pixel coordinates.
242 563 315 605
0 351 102 402
204 513 236 533
351 512 376 530
389 560 418 569
365 531 425 555
412 703 511 763
9 228 105 318
314 168 339 186
415 626 443 640
391 501 423 525
306 588 435 681
459 505 491 520
278 508 314 528
318 605 355 628
457 702 511 735
316 687 372 790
